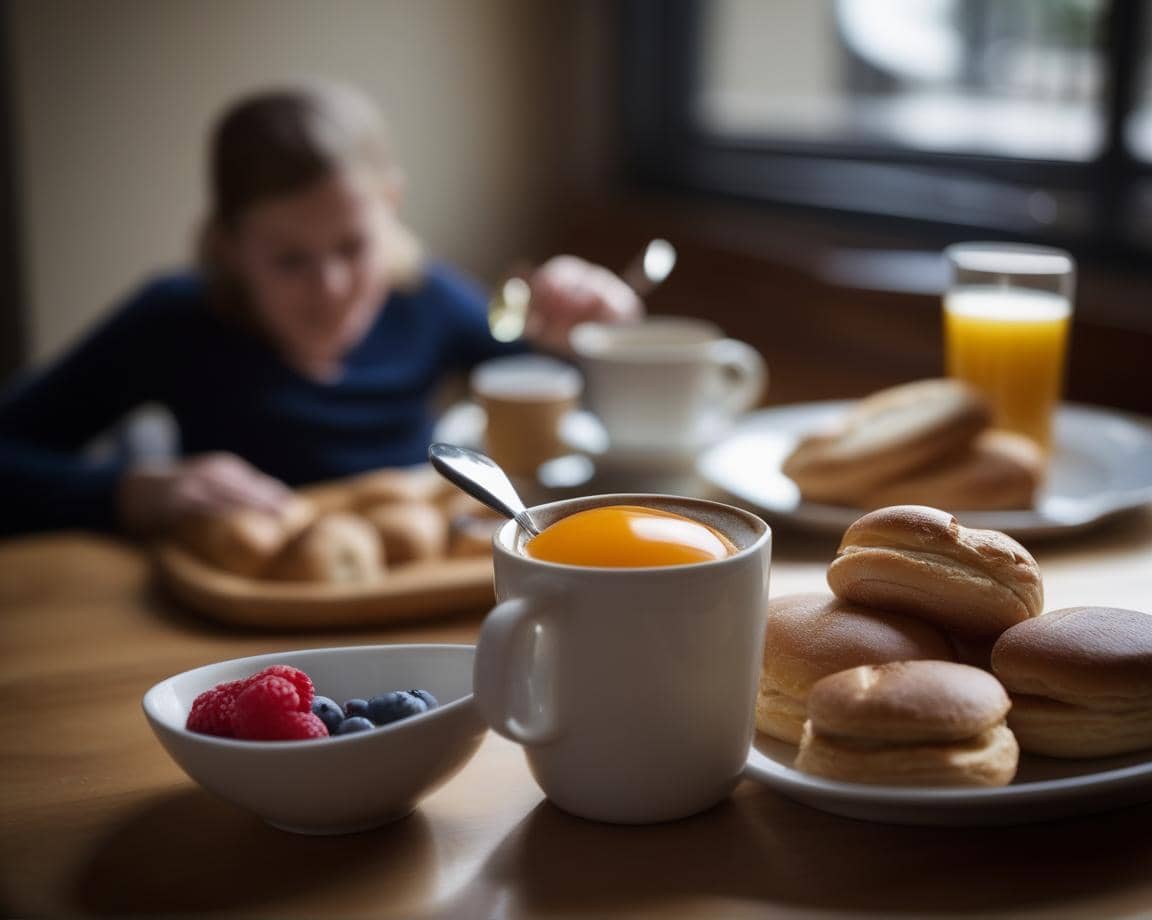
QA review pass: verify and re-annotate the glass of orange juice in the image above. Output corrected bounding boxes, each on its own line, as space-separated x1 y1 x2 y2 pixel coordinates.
943 242 1075 449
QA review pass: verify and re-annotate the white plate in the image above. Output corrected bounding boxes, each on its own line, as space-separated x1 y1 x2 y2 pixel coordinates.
698 402 1152 539
744 736 1152 826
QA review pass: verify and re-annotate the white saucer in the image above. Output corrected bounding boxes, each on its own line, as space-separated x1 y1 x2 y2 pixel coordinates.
435 402 604 456
434 402 719 490
571 421 732 473
697 402 1152 539
433 403 601 495
744 735 1152 826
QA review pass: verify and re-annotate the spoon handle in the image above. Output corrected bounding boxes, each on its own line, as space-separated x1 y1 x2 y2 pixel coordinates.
487 239 677 342
621 238 677 297
428 443 541 537
487 277 532 343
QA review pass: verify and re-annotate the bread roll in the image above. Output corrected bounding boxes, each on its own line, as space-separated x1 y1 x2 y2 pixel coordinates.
805 660 1011 744
362 501 449 565
795 721 1019 787
756 592 956 743
794 661 1018 786
827 505 1043 639
351 465 454 509
863 430 1043 511
266 512 384 583
991 606 1152 757
998 694 1152 759
175 497 316 577
782 379 991 505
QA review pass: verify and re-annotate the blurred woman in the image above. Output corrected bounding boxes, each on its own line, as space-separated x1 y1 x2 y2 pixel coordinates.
0 82 641 537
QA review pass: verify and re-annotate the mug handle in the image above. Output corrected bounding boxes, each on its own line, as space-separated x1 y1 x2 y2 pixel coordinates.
709 338 768 417
473 595 562 745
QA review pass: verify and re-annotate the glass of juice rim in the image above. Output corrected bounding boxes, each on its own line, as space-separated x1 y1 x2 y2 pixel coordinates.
945 241 1075 288
943 242 1075 451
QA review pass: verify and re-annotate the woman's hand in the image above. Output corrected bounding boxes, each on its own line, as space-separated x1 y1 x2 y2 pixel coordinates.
523 255 644 353
118 452 293 537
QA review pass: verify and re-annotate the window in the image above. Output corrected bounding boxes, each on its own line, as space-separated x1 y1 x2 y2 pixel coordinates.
1127 0 1152 160
623 0 1150 257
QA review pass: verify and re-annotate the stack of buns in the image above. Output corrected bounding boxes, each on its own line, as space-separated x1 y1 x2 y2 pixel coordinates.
782 379 1044 510
756 593 956 744
794 661 1019 787
173 464 501 584
760 504 1048 786
760 503 1152 783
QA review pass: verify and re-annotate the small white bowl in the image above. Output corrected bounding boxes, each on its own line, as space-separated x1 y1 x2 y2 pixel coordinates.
143 644 486 834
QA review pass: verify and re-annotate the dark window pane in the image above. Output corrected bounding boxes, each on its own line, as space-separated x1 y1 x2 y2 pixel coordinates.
696 0 1107 160
1126 0 1152 160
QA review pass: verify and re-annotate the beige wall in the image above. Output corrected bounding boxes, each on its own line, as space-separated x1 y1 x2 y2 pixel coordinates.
9 0 568 362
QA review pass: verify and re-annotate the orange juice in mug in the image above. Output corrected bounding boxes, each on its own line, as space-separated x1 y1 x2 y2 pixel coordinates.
943 243 1074 449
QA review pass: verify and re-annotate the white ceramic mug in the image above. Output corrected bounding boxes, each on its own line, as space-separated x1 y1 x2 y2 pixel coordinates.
473 494 772 824
570 318 767 452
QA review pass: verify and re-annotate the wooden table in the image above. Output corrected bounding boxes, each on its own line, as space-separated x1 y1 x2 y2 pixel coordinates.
3 511 1152 918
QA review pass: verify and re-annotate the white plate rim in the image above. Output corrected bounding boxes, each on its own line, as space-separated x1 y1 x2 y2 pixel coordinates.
697 401 1152 538
744 745 1152 810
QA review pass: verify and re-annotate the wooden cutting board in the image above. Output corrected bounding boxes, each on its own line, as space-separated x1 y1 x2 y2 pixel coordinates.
153 542 495 629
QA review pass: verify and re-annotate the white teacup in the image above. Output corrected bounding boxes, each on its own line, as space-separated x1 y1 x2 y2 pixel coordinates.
473 494 772 824
570 318 767 452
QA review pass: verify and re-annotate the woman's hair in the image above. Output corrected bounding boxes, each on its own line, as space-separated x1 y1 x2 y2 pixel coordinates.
199 81 423 305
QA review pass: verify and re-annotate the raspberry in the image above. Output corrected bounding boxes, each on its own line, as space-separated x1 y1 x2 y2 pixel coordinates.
185 666 324 740
233 675 305 740
275 711 330 740
185 678 246 737
237 700 328 740
244 665 313 712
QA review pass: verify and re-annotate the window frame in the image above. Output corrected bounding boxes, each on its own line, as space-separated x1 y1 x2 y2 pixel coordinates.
621 0 1151 265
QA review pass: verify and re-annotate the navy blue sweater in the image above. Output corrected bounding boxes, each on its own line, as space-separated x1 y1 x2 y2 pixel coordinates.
0 264 519 535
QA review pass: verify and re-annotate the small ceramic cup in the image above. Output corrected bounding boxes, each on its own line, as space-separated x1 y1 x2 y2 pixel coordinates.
473 494 772 823
470 355 584 477
570 317 767 452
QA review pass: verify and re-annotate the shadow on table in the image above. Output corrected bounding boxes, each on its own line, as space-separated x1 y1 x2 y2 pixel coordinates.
72 788 435 915
434 788 1152 917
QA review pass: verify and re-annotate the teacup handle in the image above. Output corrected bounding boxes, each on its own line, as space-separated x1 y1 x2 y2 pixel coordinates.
709 339 768 417
473 596 561 745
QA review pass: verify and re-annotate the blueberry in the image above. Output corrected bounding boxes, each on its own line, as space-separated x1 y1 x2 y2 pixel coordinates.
311 696 344 735
408 689 439 710
336 716 376 735
343 698 370 718
367 690 428 726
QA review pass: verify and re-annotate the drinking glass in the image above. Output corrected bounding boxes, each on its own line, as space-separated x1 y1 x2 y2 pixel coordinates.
943 242 1075 449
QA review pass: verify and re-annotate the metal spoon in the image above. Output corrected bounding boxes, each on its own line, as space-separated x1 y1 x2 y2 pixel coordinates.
487 238 678 343
428 443 541 537
487 276 532 344
620 237 677 298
